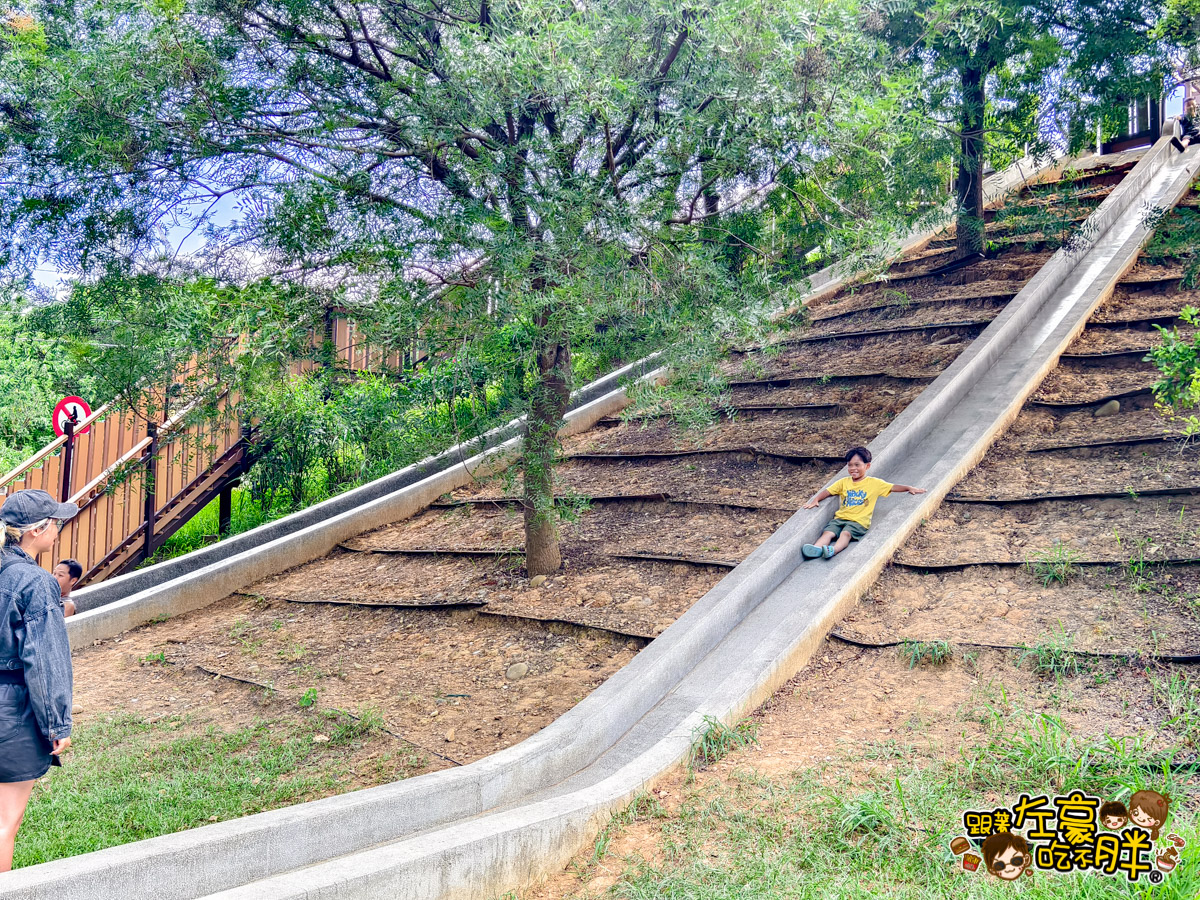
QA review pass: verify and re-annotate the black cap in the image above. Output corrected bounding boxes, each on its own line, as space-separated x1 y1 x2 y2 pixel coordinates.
0 490 79 528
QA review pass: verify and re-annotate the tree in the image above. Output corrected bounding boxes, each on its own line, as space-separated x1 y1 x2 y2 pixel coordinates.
0 309 96 470
876 0 1172 257
2 0 943 574
1156 0 1200 53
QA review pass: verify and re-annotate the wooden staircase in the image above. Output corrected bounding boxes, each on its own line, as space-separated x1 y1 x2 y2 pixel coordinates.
1 315 404 585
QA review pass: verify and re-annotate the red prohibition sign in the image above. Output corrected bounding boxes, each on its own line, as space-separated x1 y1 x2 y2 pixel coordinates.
52 396 92 438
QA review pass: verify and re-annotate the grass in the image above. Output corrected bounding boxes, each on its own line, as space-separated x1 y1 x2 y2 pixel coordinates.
13 710 421 869
561 705 1198 900
1122 535 1154 589
587 793 667 865
1016 628 1092 678
1151 671 1200 748
140 488 277 568
1024 541 1082 586
897 640 953 669
687 715 759 770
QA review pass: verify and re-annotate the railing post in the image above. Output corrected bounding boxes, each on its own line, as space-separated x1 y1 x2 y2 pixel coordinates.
143 423 158 561
60 420 75 502
322 305 336 370
218 482 234 537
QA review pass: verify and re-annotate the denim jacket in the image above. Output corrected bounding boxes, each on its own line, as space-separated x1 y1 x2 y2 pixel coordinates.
0 546 73 740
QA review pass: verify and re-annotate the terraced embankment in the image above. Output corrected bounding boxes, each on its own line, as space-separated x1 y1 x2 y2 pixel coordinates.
18 141 1199 900
526 164 1200 900
846 177 1200 655
60 181 1068 774
253 167 1104 650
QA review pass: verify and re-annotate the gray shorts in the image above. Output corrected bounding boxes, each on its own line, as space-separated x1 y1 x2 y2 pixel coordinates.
822 518 868 541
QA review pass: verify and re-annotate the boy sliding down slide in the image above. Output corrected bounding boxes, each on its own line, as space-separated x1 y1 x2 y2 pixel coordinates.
801 446 925 559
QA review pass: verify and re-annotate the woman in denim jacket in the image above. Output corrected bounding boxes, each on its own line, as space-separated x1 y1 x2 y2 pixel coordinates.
0 490 77 872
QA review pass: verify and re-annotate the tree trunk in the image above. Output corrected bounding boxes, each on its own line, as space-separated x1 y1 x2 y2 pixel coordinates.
523 322 571 576
955 65 987 258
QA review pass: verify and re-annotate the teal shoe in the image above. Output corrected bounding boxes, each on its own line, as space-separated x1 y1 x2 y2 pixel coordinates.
823 545 836 559
801 544 822 559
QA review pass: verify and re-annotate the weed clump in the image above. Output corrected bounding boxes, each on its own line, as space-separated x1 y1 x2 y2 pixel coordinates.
1016 628 1090 677
1025 541 1081 586
897 640 953 669
687 715 759 770
1151 671 1200 746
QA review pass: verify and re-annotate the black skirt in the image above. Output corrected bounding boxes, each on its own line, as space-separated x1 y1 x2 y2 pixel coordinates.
0 684 52 782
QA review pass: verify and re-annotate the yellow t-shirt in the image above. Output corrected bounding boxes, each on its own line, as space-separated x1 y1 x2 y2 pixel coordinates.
828 476 893 528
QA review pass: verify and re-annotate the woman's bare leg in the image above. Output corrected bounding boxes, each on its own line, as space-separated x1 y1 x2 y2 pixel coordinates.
0 780 35 871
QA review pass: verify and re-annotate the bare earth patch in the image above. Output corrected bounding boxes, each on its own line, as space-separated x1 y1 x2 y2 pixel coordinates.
842 562 1200 654
74 592 641 772
895 493 1200 566
952 441 1200 500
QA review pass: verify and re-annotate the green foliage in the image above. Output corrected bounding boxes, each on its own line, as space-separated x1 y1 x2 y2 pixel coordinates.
243 376 343 510
1148 306 1200 435
1016 628 1091 678
323 707 385 746
897 640 953 669
991 186 1095 252
242 368 517 512
1155 0 1200 69
0 0 959 572
1024 541 1082 586
579 705 1191 898
1143 207 1200 287
0 309 97 471
142 488 275 567
1151 671 1200 747
877 0 1173 250
839 791 904 851
12 712 398 868
1119 532 1155 588
298 688 318 709
687 715 759 770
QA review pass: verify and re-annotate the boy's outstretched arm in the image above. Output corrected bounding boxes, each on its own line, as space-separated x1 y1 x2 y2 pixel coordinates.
891 484 926 495
803 488 833 509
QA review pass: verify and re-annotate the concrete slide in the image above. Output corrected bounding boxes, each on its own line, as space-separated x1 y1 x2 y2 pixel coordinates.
7 140 1183 900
